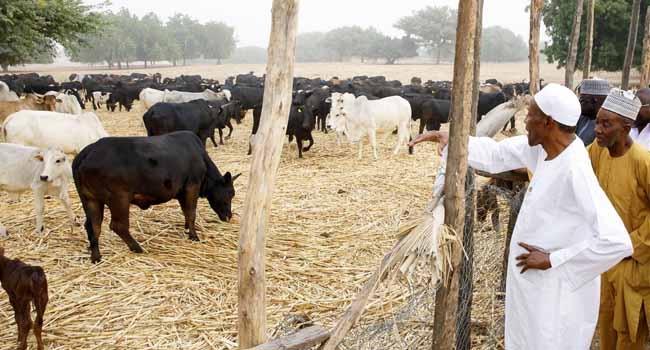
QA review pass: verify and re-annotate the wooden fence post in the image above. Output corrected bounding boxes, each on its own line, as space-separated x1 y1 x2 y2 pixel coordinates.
529 0 544 95
623 0 642 90
565 0 584 89
238 1 300 348
431 0 479 349
582 0 595 80
641 6 650 88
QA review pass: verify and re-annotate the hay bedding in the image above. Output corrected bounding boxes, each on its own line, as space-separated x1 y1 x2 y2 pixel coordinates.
0 99 470 349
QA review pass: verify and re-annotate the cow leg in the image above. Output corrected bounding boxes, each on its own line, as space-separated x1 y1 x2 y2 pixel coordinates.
226 120 234 139
419 119 425 135
218 128 225 145
81 198 104 263
357 140 363 159
14 299 31 350
58 188 79 232
370 131 378 160
108 197 143 254
510 116 516 130
32 187 46 234
304 133 314 151
33 283 48 350
178 184 200 241
296 137 304 158
209 132 218 148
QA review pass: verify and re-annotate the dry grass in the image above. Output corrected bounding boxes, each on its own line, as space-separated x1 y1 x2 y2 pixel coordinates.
0 63 535 350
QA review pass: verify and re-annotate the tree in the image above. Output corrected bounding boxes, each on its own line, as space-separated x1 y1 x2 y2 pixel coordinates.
0 0 103 72
322 26 366 61
480 26 528 62
296 32 331 62
166 14 201 66
395 6 458 64
136 13 165 68
543 0 650 72
200 21 236 64
368 36 418 64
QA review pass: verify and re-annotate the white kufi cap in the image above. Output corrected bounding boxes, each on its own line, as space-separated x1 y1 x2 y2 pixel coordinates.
533 83 581 127
601 88 641 121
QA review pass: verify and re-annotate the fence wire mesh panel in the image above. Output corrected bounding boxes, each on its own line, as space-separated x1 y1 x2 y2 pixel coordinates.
267 179 522 350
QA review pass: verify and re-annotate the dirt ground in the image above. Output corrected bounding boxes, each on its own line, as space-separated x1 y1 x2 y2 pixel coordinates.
0 62 617 349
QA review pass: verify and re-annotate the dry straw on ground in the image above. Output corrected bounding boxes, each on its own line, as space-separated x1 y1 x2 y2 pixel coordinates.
0 65 528 349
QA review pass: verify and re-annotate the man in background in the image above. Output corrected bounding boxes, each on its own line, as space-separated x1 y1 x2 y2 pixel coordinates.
576 79 610 146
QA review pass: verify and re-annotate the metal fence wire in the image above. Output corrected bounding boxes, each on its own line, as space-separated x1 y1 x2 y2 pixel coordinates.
271 178 525 350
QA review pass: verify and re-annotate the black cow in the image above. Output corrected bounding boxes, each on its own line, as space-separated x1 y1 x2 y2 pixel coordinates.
421 99 451 132
305 88 331 133
72 131 240 263
212 100 243 144
249 92 316 158
230 85 264 119
477 92 507 122
143 99 221 147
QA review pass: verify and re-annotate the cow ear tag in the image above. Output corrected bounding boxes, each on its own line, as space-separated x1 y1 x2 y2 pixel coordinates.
298 107 303 112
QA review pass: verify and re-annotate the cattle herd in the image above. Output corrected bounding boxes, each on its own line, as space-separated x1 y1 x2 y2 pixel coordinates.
0 70 532 349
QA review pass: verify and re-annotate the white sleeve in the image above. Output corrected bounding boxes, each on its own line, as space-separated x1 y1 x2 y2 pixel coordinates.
467 135 538 174
549 166 633 291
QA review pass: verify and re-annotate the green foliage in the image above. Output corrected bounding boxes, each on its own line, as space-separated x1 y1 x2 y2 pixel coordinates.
296 27 416 64
68 9 236 67
0 0 103 70
543 0 650 71
481 26 529 62
394 6 458 64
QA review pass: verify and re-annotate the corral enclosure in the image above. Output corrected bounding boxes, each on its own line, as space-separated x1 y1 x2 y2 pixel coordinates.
0 62 611 349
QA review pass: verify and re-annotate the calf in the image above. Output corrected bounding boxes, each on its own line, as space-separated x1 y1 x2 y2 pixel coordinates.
72 131 240 263
0 144 77 233
0 95 49 125
143 99 221 147
92 91 111 110
0 247 48 350
3 110 109 154
212 100 242 145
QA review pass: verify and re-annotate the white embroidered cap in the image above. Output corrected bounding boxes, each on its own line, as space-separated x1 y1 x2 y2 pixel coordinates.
533 83 582 127
601 88 641 121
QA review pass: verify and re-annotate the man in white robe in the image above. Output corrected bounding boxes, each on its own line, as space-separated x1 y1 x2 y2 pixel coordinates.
410 83 633 350
633 88 650 149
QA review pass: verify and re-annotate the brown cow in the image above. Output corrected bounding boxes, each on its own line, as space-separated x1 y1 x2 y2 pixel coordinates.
0 94 52 126
0 247 48 350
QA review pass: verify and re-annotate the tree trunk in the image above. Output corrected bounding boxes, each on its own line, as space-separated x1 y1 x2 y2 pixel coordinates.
144 58 148 69
117 61 122 69
623 0 642 90
126 61 130 69
582 0 595 79
238 1 299 349
529 0 544 94
436 46 442 65
1 64 8 73
455 2 483 349
641 6 650 88
564 0 584 89
431 0 479 349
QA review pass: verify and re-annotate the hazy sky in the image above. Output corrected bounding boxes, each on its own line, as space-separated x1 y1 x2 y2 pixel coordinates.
85 0 546 47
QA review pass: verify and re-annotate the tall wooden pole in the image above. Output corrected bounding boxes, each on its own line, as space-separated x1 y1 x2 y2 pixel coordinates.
431 0 479 349
582 0 595 79
641 6 650 88
564 0 584 89
455 1 482 349
238 1 299 348
529 0 544 95
623 0 642 90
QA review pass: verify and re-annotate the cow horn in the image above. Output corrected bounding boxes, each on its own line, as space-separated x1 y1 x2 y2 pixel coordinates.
232 173 242 182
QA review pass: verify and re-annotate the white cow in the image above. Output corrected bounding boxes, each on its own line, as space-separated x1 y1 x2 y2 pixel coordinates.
327 92 347 146
43 91 82 115
92 91 111 109
0 223 6 237
2 110 109 154
0 81 19 102
329 93 412 159
0 143 77 233
164 89 230 104
140 88 168 109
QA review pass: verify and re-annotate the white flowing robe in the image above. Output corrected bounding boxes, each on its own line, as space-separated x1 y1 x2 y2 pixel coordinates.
467 135 633 350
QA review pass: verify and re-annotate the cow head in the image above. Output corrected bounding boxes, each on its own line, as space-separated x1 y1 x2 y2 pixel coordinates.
36 148 71 185
205 172 241 222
